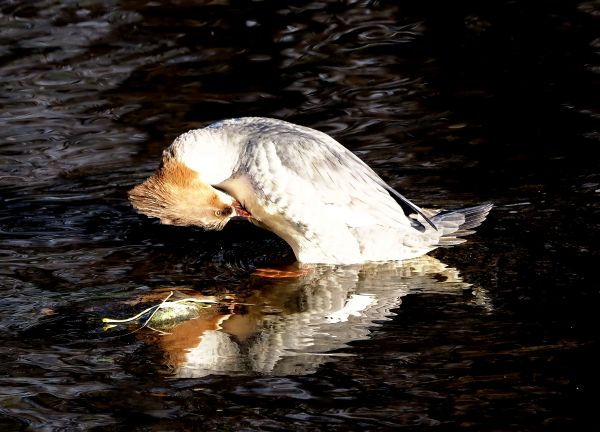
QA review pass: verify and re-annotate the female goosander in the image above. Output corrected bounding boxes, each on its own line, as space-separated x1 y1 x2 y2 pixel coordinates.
129 117 492 264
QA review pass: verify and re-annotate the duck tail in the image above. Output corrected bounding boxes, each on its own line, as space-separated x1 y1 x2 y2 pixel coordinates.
431 203 493 246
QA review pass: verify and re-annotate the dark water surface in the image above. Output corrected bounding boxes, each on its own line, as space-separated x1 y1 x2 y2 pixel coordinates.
1 0 598 430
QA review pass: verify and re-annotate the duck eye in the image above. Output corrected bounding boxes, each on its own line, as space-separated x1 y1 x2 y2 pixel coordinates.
215 207 233 218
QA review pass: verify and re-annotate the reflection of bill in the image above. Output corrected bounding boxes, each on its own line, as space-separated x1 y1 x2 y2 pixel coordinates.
140 256 491 377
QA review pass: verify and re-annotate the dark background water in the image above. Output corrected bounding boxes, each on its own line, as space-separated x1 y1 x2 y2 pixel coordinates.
1 0 598 430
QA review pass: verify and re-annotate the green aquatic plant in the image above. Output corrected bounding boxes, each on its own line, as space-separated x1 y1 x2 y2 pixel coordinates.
102 291 218 333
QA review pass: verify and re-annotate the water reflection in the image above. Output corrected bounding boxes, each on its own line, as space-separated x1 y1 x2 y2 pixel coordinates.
1 0 594 428
122 256 491 377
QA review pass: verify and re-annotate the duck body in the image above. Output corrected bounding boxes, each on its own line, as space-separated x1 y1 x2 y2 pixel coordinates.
130 117 492 264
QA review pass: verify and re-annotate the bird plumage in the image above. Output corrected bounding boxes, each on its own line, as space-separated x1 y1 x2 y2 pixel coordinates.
130 117 492 264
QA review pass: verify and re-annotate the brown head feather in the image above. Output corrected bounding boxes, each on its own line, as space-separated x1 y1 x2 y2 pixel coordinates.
128 158 234 229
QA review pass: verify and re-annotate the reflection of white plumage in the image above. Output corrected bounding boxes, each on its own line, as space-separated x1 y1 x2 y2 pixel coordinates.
166 257 492 377
130 117 492 264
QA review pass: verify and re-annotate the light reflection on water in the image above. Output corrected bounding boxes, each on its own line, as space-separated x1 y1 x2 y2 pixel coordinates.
118 257 490 378
1 256 489 430
0 0 597 430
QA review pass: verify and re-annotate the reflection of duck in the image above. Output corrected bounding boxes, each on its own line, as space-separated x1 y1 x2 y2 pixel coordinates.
137 256 491 377
129 117 492 264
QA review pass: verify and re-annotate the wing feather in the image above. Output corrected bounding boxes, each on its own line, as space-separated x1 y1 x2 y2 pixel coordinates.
233 119 434 230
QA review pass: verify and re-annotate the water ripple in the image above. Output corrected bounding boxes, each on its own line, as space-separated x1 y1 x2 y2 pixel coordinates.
0 1 596 430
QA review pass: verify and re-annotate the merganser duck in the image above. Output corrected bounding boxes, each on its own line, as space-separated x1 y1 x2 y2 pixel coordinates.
129 117 492 264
